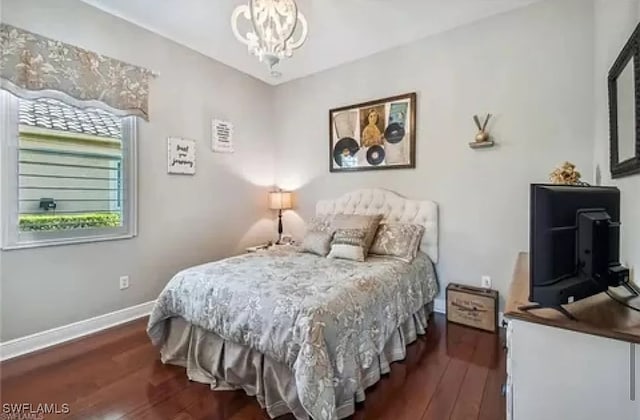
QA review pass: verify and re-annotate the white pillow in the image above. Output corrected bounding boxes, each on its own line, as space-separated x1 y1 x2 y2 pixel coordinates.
327 228 369 262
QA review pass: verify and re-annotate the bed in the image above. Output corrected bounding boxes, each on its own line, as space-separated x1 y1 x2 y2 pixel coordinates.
147 189 439 420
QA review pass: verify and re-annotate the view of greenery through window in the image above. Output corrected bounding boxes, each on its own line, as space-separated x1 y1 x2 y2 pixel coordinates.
18 98 124 232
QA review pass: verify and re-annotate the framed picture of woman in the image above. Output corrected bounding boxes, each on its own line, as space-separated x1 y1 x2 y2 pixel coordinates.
329 93 416 172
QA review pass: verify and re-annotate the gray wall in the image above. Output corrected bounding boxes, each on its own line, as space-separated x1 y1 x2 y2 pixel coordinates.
272 0 596 306
593 0 640 285
0 0 277 341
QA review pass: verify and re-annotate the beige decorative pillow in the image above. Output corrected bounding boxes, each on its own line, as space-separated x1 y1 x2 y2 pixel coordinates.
301 231 334 257
369 224 425 262
327 228 369 262
330 214 383 255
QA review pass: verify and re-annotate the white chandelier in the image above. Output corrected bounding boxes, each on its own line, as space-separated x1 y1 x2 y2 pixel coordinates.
231 0 308 74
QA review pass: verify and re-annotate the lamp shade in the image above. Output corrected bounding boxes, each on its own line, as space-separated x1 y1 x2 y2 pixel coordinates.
269 191 293 210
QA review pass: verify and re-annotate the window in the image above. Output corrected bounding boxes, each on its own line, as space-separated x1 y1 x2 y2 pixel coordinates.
1 91 138 249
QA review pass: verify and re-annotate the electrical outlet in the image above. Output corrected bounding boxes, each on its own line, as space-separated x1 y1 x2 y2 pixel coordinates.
119 276 130 290
481 275 492 289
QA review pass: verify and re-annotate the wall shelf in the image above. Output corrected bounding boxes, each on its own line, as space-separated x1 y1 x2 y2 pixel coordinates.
469 140 495 149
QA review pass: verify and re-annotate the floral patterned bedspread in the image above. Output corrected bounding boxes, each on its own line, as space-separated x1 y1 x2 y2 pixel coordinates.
147 248 438 420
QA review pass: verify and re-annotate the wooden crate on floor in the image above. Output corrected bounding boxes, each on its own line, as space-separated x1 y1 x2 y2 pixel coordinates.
446 283 499 333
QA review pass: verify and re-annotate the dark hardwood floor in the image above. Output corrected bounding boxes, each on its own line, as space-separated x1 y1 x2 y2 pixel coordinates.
0 314 506 420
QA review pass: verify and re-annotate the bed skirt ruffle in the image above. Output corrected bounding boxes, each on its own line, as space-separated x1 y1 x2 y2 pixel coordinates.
160 302 433 419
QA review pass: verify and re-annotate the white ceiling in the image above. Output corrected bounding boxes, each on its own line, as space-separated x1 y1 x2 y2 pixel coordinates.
80 0 541 85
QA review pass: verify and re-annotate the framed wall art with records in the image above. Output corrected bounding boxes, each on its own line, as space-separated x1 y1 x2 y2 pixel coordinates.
329 92 416 172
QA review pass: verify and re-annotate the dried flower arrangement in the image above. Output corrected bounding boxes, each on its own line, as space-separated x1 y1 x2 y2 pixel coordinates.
549 161 585 185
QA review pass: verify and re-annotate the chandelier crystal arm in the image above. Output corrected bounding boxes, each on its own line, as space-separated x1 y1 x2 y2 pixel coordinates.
287 11 307 50
230 5 253 47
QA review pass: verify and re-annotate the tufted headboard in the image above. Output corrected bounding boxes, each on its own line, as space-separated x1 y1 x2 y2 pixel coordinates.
316 188 439 263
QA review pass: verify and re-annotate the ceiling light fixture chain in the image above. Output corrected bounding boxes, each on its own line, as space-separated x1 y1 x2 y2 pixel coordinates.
231 0 308 75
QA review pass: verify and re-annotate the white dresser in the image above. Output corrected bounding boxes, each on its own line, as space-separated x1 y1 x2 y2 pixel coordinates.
504 253 640 420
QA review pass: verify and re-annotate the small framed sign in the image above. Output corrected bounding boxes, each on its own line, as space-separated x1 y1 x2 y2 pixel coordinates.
212 119 234 153
167 137 196 175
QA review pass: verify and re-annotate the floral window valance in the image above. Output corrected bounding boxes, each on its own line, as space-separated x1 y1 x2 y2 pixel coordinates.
0 23 153 120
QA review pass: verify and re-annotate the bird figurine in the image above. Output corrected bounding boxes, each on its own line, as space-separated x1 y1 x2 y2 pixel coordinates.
473 114 492 143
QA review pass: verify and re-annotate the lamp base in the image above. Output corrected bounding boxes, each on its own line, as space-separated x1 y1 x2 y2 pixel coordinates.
276 209 283 245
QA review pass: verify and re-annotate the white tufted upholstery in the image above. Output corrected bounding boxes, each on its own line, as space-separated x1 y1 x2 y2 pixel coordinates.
316 189 439 263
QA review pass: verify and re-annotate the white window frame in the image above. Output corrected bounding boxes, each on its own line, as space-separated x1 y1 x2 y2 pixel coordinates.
0 91 138 250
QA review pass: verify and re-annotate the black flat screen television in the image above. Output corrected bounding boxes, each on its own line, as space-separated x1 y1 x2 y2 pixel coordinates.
528 184 631 318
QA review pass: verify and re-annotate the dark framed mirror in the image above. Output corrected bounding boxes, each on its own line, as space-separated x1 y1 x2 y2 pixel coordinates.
609 22 640 179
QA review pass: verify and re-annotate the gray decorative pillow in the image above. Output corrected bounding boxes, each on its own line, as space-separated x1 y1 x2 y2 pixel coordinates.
327 228 369 262
369 224 425 262
301 231 333 257
330 214 383 255
306 214 335 234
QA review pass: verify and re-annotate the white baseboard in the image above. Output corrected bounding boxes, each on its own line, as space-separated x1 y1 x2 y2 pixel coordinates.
433 298 446 314
0 300 155 361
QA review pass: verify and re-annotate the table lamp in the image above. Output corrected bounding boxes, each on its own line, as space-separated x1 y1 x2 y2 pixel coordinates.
269 190 293 244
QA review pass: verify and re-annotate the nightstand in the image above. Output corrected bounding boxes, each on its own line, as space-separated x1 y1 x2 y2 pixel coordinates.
269 243 296 251
245 243 271 253
245 243 297 253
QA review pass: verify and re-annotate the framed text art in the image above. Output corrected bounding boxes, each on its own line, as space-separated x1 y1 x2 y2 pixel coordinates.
329 92 416 172
212 119 234 153
167 137 196 175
